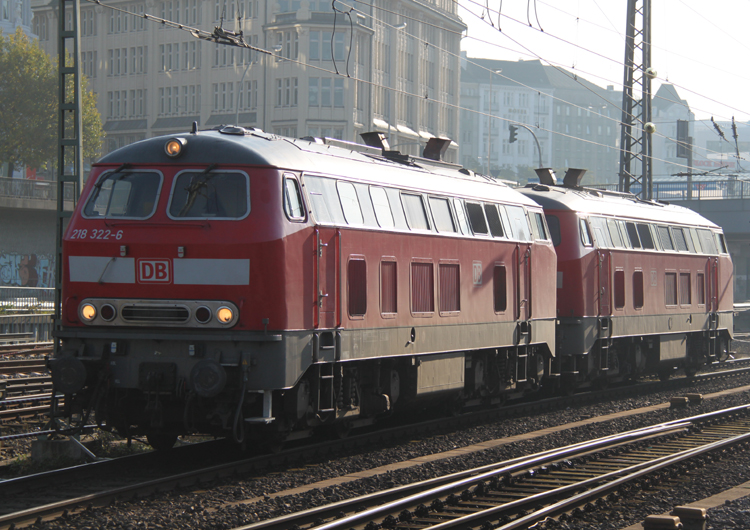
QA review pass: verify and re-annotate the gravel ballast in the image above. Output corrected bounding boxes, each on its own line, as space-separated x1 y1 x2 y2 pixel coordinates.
25 373 750 529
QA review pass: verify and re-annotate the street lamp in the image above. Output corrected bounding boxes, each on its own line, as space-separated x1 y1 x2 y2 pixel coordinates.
486 69 502 175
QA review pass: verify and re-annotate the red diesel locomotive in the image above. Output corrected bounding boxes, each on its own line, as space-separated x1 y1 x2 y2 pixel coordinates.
50 126 557 448
521 170 733 390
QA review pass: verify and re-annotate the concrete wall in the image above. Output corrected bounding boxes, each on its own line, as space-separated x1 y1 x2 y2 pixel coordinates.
0 206 58 287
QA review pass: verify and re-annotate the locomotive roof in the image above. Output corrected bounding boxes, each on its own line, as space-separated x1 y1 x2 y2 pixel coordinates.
96 128 541 208
520 184 719 229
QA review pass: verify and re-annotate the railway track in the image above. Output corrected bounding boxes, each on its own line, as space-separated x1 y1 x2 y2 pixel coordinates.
2 366 750 530
238 405 750 530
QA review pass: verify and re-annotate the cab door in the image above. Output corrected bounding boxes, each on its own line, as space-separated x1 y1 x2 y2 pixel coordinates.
314 227 340 329
516 244 531 321
597 249 611 316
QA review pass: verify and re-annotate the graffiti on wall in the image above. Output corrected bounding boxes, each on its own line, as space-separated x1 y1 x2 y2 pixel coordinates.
0 253 55 287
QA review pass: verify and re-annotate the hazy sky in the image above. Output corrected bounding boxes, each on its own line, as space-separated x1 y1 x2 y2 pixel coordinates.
458 0 750 123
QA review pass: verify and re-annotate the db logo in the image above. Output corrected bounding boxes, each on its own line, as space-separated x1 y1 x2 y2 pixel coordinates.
137 259 171 283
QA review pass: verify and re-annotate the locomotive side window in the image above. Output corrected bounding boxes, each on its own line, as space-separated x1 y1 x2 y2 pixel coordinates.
370 186 395 228
337 181 364 225
614 269 625 309
579 218 593 247
633 270 644 309
380 259 397 316
283 176 305 221
672 227 691 252
506 205 531 241
385 188 409 230
466 202 488 235
616 220 632 248
545 215 561 246
680 272 691 305
429 197 457 233
716 232 728 254
658 226 674 251
589 217 612 248
484 204 505 237
438 262 460 314
452 199 470 235
304 176 345 224
697 229 717 254
688 228 703 254
697 272 706 305
625 222 641 249
353 183 379 227
411 261 435 314
84 171 162 219
607 219 624 248
665 272 678 306
636 223 655 250
348 258 367 317
169 171 249 219
401 193 431 231
531 212 548 241
493 265 507 312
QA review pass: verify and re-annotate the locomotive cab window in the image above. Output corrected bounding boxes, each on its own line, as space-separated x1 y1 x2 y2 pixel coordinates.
579 218 593 247
169 171 249 219
530 211 548 241
716 232 728 254
545 215 561 246
84 170 162 219
283 175 305 221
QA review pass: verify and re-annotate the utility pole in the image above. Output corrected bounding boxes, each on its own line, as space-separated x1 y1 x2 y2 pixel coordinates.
55 0 84 352
618 0 655 199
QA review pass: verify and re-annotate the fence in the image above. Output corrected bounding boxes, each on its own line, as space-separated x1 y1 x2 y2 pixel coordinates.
592 179 750 201
0 286 56 312
0 177 76 202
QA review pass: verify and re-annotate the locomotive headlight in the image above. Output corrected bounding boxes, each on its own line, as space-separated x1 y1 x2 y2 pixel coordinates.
216 306 234 324
165 137 187 157
80 303 97 321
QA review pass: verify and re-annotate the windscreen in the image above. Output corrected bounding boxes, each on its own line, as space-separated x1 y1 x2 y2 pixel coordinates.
83 171 161 219
169 171 249 219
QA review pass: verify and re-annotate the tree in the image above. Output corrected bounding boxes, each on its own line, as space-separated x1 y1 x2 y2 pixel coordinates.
0 27 103 179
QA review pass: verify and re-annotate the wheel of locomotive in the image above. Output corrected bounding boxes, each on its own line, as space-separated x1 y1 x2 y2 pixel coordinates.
146 431 178 451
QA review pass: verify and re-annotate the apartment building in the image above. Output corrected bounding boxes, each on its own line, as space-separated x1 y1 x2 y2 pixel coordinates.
30 0 465 161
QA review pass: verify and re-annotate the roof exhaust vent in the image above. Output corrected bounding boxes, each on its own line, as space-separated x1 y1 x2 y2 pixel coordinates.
422 137 451 161
535 168 557 186
563 168 587 188
360 132 390 151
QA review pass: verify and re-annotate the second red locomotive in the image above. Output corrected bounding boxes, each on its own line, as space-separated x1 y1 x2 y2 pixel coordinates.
521 169 733 391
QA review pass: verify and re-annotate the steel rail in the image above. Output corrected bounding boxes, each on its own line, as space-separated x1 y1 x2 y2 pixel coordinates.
237 423 692 530
237 405 750 530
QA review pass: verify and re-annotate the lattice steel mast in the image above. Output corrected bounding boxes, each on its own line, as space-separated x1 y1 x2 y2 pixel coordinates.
618 0 654 199
54 0 84 352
